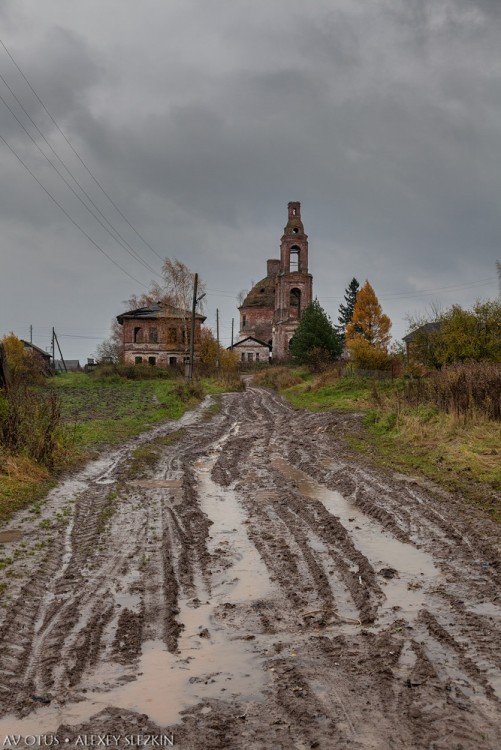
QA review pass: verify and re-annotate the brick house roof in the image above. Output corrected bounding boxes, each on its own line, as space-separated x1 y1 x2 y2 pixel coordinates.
117 303 206 324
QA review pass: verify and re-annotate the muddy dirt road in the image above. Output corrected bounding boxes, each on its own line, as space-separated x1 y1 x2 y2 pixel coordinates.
0 386 500 748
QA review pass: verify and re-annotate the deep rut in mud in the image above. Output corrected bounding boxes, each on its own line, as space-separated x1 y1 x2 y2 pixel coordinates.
0 386 500 749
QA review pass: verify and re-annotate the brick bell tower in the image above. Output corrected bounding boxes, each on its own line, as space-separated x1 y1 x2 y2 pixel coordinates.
272 201 313 359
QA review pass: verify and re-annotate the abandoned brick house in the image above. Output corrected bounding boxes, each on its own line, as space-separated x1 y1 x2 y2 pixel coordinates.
116 303 206 367
236 201 313 361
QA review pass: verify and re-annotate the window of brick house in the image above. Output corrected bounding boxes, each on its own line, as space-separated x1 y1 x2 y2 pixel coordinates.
241 352 245 362
242 315 247 328
149 327 158 343
167 328 177 343
133 327 142 343
148 356 156 366
135 356 142 364
247 352 253 362
255 352 260 361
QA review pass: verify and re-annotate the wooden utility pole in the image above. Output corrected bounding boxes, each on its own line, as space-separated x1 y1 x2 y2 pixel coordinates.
231 318 234 349
51 328 55 371
53 330 67 373
216 309 219 347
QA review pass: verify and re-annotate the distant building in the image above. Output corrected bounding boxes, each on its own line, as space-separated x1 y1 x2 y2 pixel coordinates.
230 336 270 365
21 340 51 374
54 359 82 373
402 322 441 358
238 202 313 360
116 303 206 367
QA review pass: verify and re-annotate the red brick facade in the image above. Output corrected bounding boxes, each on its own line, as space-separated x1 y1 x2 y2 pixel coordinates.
238 202 313 360
117 304 205 367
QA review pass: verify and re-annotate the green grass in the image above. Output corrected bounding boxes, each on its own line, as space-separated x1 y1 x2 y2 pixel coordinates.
53 377 188 450
282 375 398 412
271 366 501 522
351 410 501 522
0 475 55 526
1 370 242 526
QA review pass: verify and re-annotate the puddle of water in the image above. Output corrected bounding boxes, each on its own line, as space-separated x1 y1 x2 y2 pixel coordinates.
0 430 273 735
0 530 22 543
129 479 182 489
273 458 440 624
465 601 501 620
194 449 272 603
304 529 361 631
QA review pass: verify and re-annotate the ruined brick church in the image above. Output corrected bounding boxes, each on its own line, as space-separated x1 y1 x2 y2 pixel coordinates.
236 201 313 361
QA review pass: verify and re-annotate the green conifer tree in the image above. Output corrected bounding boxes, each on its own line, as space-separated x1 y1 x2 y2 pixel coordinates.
289 300 343 369
337 278 360 342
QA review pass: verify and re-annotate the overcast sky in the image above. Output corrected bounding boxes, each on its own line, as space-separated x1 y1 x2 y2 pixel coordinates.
1 0 500 361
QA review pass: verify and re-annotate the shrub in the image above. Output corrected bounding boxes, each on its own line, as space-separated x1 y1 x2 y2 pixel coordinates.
91 363 178 381
0 385 62 467
402 362 501 422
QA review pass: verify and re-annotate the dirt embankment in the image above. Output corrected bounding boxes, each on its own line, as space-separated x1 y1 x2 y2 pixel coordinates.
0 386 500 749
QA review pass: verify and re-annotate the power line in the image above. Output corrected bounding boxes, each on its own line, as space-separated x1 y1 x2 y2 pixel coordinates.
0 131 149 288
318 278 494 302
0 37 165 263
0 87 160 276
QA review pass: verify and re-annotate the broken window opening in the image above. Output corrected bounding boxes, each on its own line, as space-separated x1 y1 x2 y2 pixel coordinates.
289 247 300 272
133 326 142 343
148 356 156 366
290 287 301 314
135 356 142 364
149 328 158 344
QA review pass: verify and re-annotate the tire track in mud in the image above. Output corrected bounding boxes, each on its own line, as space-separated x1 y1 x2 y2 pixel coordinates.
0 387 500 748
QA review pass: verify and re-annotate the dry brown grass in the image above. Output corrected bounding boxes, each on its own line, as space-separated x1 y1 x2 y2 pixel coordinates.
252 367 303 390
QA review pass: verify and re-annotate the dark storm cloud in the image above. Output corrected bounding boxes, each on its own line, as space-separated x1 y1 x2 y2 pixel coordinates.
1 0 500 358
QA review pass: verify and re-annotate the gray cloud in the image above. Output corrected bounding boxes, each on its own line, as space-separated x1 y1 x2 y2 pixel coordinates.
0 0 499 358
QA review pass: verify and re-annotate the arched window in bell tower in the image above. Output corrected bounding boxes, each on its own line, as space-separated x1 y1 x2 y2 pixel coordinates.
290 288 301 315
289 246 300 272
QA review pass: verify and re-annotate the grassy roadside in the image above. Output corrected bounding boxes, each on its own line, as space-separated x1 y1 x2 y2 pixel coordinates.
0 371 240 525
255 366 501 522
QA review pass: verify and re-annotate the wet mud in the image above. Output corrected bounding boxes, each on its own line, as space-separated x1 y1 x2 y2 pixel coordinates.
0 388 501 748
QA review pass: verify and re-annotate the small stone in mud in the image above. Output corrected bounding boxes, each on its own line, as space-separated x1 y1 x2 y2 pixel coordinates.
379 567 398 579
199 627 210 638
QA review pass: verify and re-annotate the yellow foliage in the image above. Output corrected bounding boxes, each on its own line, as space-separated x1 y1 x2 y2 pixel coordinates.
199 329 238 371
346 281 391 368
1 333 46 384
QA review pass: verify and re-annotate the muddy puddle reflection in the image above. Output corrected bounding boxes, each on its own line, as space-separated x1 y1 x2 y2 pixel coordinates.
273 458 440 625
0 530 23 543
0 432 273 736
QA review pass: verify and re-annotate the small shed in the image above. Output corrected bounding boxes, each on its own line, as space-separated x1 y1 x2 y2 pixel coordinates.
54 360 82 373
230 336 271 365
402 322 441 358
21 340 52 375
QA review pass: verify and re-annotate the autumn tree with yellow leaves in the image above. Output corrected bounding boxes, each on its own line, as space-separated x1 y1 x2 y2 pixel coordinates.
346 281 392 369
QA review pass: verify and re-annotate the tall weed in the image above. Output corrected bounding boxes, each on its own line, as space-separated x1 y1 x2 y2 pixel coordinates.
0 385 62 467
404 362 501 422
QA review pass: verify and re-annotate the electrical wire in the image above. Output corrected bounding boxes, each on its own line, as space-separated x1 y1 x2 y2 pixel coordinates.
0 37 164 262
0 131 149 288
0 88 160 276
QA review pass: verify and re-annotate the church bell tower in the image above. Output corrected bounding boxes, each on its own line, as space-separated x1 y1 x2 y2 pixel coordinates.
272 202 313 358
